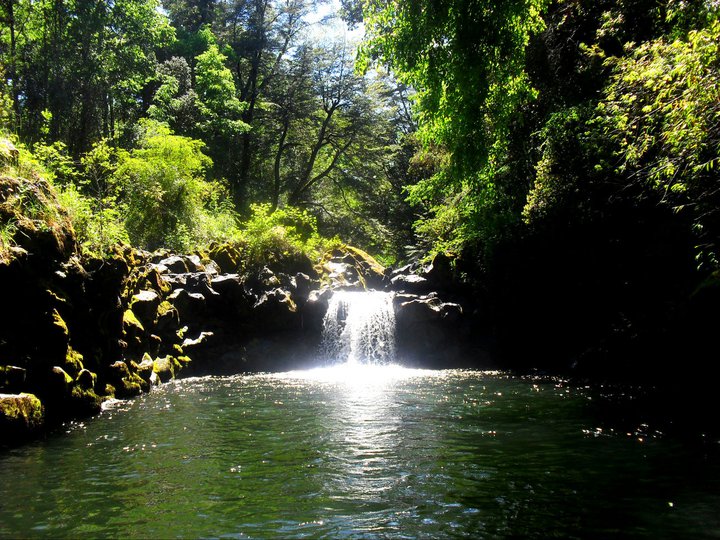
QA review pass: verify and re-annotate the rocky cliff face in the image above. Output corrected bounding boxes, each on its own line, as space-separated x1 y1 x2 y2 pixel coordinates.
1 162 488 446
0 240 329 445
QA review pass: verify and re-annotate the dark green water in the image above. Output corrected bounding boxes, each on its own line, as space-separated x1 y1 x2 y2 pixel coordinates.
1 366 719 539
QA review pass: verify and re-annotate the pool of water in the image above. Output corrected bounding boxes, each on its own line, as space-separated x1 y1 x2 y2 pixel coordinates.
1 366 719 538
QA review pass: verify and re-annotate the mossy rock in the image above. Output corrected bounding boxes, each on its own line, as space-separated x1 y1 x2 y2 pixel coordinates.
130 290 160 327
104 384 116 398
69 385 102 416
144 266 172 295
0 393 44 443
156 301 180 334
50 308 70 344
209 243 242 273
177 355 192 367
123 308 145 334
136 354 158 388
317 245 386 290
114 373 144 398
0 173 77 262
63 347 84 378
153 355 182 383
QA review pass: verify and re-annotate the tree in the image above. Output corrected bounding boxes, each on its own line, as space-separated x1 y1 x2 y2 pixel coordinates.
112 119 236 250
360 0 550 253
597 15 720 267
0 0 174 154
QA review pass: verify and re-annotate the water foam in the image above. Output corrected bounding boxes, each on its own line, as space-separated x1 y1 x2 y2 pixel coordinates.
321 290 396 365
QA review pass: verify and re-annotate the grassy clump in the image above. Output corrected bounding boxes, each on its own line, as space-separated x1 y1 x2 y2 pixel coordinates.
0 138 75 264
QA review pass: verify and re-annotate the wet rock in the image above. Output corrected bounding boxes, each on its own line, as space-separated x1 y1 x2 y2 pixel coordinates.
156 301 180 334
394 294 466 366
69 386 102 416
321 259 362 289
107 361 143 398
302 287 333 333
182 331 214 350
136 354 159 387
153 356 180 383
389 273 430 294
253 288 299 331
317 246 386 290
48 366 73 397
108 360 130 380
293 273 313 304
63 347 84 378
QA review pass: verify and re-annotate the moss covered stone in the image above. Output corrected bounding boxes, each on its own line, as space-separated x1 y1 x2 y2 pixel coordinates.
153 355 181 383
123 308 145 333
156 301 180 334
64 347 84 378
209 243 241 273
136 354 158 388
0 393 44 442
69 385 102 416
48 366 73 398
130 290 160 327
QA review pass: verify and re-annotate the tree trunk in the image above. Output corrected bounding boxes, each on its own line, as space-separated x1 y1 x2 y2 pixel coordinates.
271 119 290 211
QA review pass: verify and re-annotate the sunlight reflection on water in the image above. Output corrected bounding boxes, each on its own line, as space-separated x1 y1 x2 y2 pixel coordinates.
2 367 719 539
274 363 443 385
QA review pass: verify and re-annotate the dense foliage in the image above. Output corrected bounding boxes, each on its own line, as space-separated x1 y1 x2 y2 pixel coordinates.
2 0 719 371
360 0 719 371
0 0 415 260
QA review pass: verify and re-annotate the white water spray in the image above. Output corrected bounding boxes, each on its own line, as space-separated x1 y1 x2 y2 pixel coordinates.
322 290 396 365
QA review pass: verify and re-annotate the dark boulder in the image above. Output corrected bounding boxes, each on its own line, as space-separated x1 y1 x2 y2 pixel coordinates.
168 288 206 322
0 366 27 393
394 294 468 367
129 290 160 328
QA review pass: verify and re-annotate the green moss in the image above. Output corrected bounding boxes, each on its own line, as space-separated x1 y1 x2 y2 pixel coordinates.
0 393 44 436
123 308 145 333
75 368 96 390
51 309 69 337
69 385 102 415
153 356 178 382
209 242 241 273
177 355 191 366
64 347 84 377
157 300 174 318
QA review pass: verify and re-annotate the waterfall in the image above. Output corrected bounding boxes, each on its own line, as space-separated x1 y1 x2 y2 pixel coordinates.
322 290 396 365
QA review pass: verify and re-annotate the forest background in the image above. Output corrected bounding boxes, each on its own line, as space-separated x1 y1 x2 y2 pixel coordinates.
1 0 718 372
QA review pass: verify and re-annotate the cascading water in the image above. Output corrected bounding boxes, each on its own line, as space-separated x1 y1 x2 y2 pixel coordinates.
322 290 396 365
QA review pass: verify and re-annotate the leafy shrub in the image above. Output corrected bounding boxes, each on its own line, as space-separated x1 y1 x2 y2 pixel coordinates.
55 184 129 254
112 119 239 251
237 203 335 267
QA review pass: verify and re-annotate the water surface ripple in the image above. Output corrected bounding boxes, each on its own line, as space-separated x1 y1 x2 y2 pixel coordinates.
0 367 718 538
